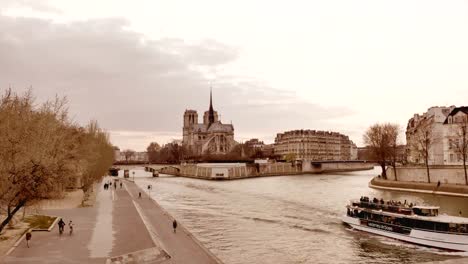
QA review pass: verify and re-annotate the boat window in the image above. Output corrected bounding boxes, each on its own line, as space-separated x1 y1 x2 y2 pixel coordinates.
413 208 438 217
434 222 449 232
412 219 436 230
459 225 468 233
449 223 458 232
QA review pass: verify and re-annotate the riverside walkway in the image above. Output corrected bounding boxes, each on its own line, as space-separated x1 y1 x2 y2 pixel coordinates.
2 178 221 264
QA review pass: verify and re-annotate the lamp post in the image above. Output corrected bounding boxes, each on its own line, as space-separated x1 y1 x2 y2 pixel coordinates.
132 171 135 182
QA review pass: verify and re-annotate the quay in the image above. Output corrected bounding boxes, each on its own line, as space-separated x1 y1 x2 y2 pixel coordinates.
370 177 468 198
2 179 221 264
369 166 468 198
155 160 374 180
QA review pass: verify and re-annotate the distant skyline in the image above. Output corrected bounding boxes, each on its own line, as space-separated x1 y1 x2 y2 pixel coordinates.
2 0 468 151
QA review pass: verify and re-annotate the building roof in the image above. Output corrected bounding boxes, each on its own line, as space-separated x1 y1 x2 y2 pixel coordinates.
443 106 468 124
192 122 234 133
193 124 208 133
207 121 234 133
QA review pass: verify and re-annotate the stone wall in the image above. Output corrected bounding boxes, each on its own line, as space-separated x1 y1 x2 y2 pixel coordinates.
160 166 181 176
302 161 374 173
321 162 374 172
174 161 374 180
387 166 468 185
256 162 301 176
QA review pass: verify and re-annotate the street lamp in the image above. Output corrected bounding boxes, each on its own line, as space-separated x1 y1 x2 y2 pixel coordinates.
132 171 135 182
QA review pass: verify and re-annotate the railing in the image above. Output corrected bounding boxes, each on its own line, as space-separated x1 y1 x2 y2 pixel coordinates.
351 201 413 215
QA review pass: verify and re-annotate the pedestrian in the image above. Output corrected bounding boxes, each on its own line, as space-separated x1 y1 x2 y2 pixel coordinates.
25 231 32 248
69 220 74 235
172 219 177 233
139 192 141 198
58 218 65 235
120 182 122 189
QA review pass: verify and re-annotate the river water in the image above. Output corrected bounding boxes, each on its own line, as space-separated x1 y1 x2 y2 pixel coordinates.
126 167 468 264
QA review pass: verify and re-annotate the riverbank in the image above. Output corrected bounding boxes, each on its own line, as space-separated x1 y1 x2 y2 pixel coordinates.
126 180 223 264
2 177 221 264
161 161 374 180
0 189 87 259
369 177 468 197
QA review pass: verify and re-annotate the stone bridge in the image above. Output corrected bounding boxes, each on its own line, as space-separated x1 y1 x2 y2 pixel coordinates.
109 164 181 176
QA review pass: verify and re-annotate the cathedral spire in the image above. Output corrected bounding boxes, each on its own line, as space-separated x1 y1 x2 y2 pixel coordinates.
208 88 215 125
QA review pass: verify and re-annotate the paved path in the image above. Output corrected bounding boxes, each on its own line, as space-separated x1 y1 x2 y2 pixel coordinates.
2 178 220 263
124 180 221 264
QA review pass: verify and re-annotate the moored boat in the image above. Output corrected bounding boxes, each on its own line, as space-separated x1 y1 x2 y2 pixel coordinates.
342 197 468 251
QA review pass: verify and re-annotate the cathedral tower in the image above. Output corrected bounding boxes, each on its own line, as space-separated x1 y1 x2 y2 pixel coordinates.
203 89 219 125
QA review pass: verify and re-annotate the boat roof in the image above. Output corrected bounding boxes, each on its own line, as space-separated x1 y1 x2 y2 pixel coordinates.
350 199 440 210
413 205 440 210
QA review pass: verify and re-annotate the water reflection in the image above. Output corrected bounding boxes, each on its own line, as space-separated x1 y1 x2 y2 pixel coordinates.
122 167 468 264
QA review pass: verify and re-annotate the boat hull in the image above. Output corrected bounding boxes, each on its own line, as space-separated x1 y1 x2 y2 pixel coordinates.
342 216 468 251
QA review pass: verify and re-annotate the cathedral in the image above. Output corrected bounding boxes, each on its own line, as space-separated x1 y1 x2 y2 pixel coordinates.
182 91 236 155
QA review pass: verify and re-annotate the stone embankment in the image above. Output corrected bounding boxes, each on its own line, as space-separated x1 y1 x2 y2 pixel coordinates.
160 161 374 180
369 177 468 197
386 166 468 185
2 178 222 264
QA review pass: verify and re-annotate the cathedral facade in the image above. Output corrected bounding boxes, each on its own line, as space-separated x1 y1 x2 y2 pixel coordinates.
182 91 236 155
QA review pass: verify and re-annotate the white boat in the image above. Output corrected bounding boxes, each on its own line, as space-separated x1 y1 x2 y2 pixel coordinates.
342 197 468 251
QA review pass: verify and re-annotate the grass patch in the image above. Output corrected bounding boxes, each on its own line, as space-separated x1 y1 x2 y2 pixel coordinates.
24 215 57 230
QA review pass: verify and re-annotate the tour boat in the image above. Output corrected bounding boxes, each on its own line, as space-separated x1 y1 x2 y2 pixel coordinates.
342 197 468 251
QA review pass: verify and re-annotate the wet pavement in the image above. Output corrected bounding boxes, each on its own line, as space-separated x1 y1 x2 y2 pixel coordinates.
2 179 157 263
125 180 221 264
2 177 220 264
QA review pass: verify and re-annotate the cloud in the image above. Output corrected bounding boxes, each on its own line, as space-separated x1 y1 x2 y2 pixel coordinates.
0 14 354 150
0 0 62 14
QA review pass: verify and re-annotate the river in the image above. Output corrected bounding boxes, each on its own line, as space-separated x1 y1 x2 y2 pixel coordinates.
124 167 468 264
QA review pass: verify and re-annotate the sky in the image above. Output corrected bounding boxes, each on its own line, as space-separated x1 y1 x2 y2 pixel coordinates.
1 0 468 151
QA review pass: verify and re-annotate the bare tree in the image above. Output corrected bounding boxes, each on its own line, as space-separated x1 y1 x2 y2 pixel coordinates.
388 124 401 181
451 114 468 184
0 89 114 233
0 90 78 233
78 120 115 193
411 123 433 183
122 149 136 163
146 142 161 163
363 123 400 179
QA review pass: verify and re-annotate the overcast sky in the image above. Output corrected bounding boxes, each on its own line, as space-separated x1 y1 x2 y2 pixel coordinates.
2 0 468 151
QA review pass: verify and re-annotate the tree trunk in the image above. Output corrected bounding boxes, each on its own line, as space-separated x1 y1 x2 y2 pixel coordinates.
0 200 27 234
393 164 398 181
426 160 431 183
464 155 467 185
380 163 387 179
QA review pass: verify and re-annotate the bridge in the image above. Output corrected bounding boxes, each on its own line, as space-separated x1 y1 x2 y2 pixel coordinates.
109 164 181 176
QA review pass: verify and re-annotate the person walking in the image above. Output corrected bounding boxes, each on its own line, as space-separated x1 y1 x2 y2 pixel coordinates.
69 220 74 235
139 192 142 198
172 219 177 233
58 218 65 235
25 231 32 248
120 182 122 189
